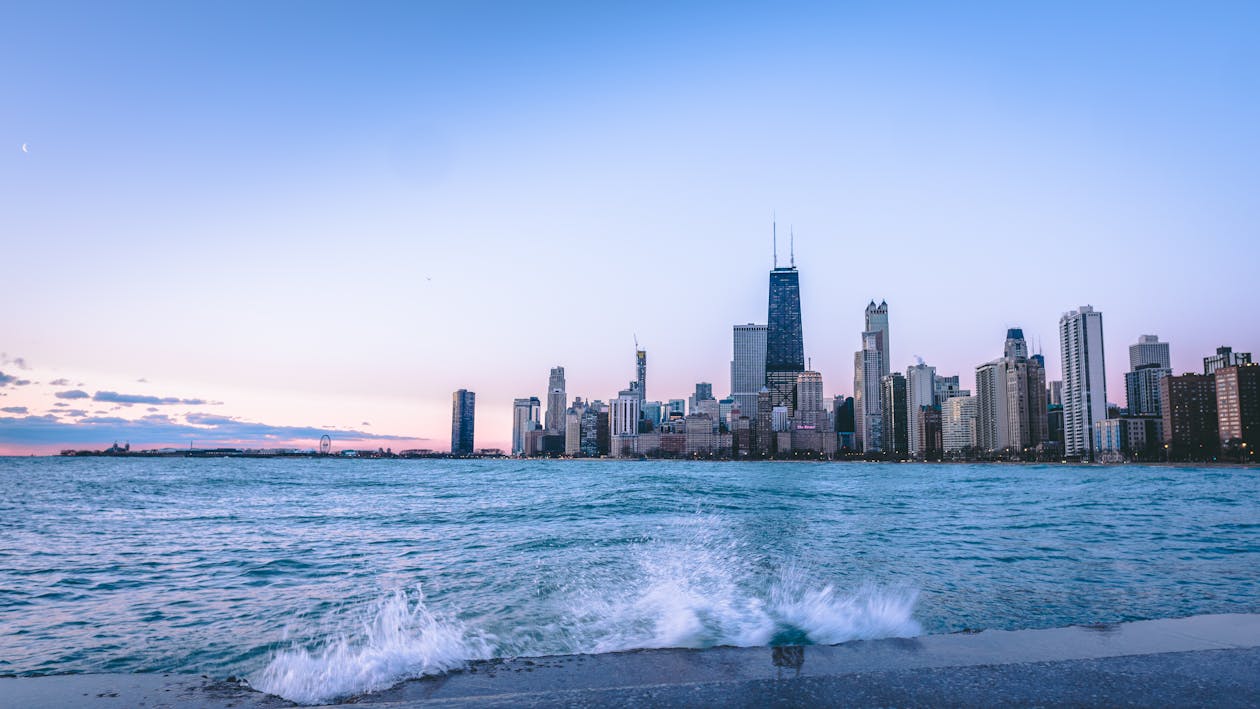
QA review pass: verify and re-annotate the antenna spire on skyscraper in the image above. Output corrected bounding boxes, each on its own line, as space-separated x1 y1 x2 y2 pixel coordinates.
790 225 795 267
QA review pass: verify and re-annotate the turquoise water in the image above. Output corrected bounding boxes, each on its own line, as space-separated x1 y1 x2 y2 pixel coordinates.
1 458 1258 703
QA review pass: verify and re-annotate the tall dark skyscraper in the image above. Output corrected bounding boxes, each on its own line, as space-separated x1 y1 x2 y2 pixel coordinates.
765 231 804 413
451 389 475 455
635 346 647 403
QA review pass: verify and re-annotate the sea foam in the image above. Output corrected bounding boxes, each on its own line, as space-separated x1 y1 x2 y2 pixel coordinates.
251 587 492 705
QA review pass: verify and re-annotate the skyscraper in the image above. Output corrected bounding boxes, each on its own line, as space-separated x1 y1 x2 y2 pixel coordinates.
1126 364 1171 417
765 241 804 414
865 300 891 376
906 362 936 456
975 359 1008 452
854 331 884 452
511 396 540 455
730 323 768 420
941 395 978 454
545 366 566 434
1003 330 1048 452
1215 364 1259 455
1161 373 1218 460
881 372 908 457
635 346 647 403
854 301 890 454
1060 305 1108 459
451 389 475 455
1130 334 1171 370
609 388 641 457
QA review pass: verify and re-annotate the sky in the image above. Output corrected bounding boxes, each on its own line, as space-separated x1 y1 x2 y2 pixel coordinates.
2 1 1258 454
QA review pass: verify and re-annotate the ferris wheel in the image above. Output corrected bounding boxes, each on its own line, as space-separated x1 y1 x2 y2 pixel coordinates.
319 435 331 455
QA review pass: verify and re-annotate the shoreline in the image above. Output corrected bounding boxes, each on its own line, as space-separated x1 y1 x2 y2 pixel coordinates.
6 454 1258 467
5 613 1259 707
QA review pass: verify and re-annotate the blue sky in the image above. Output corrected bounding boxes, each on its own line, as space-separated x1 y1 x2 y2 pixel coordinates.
2 1 1258 451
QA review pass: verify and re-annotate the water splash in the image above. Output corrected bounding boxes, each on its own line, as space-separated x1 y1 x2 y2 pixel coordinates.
251 587 492 705
554 518 920 653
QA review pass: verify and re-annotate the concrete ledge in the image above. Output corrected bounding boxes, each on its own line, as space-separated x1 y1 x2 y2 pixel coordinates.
5 614 1260 707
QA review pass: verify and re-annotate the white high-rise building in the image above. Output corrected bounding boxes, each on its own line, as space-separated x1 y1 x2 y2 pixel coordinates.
511 397 541 455
545 366 566 435
975 359 1009 452
730 323 768 421
906 362 936 456
865 300 890 377
609 389 641 457
854 331 884 452
1059 305 1108 459
1129 334 1171 370
942 396 978 453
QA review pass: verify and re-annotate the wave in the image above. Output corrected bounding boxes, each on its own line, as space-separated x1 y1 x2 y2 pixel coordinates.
252 520 920 705
555 523 920 653
250 587 492 705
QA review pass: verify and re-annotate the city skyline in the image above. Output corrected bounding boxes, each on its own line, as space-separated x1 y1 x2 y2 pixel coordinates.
3 2 1260 453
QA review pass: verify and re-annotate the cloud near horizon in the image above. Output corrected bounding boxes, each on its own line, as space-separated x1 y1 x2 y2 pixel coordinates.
0 371 32 387
0 411 424 451
92 391 217 406
55 390 91 399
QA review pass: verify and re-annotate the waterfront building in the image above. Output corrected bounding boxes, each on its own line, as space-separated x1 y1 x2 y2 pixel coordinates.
683 413 716 455
833 395 856 451
564 398 586 456
596 409 610 456
1204 345 1253 375
795 370 826 429
906 362 936 455
610 389 641 439
1094 417 1161 462
580 403 601 457
1130 334 1171 370
1215 364 1260 455
1059 306 1108 459
854 331 884 452
1047 404 1065 450
511 396 541 455
545 366 566 435
1161 373 1218 461
1126 363 1171 417
451 389 475 455
765 250 805 414
730 323 768 421
915 406 943 460
881 372 908 458
941 395 977 454
1007 350 1049 453
975 359 1008 452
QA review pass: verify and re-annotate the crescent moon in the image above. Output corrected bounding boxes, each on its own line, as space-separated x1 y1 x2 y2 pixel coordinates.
21 143 28 153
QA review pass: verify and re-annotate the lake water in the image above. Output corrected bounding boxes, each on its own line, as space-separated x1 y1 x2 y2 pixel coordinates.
1 458 1257 704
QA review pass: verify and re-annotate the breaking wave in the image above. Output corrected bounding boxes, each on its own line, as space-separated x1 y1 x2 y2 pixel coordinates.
253 520 920 705
251 587 493 705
